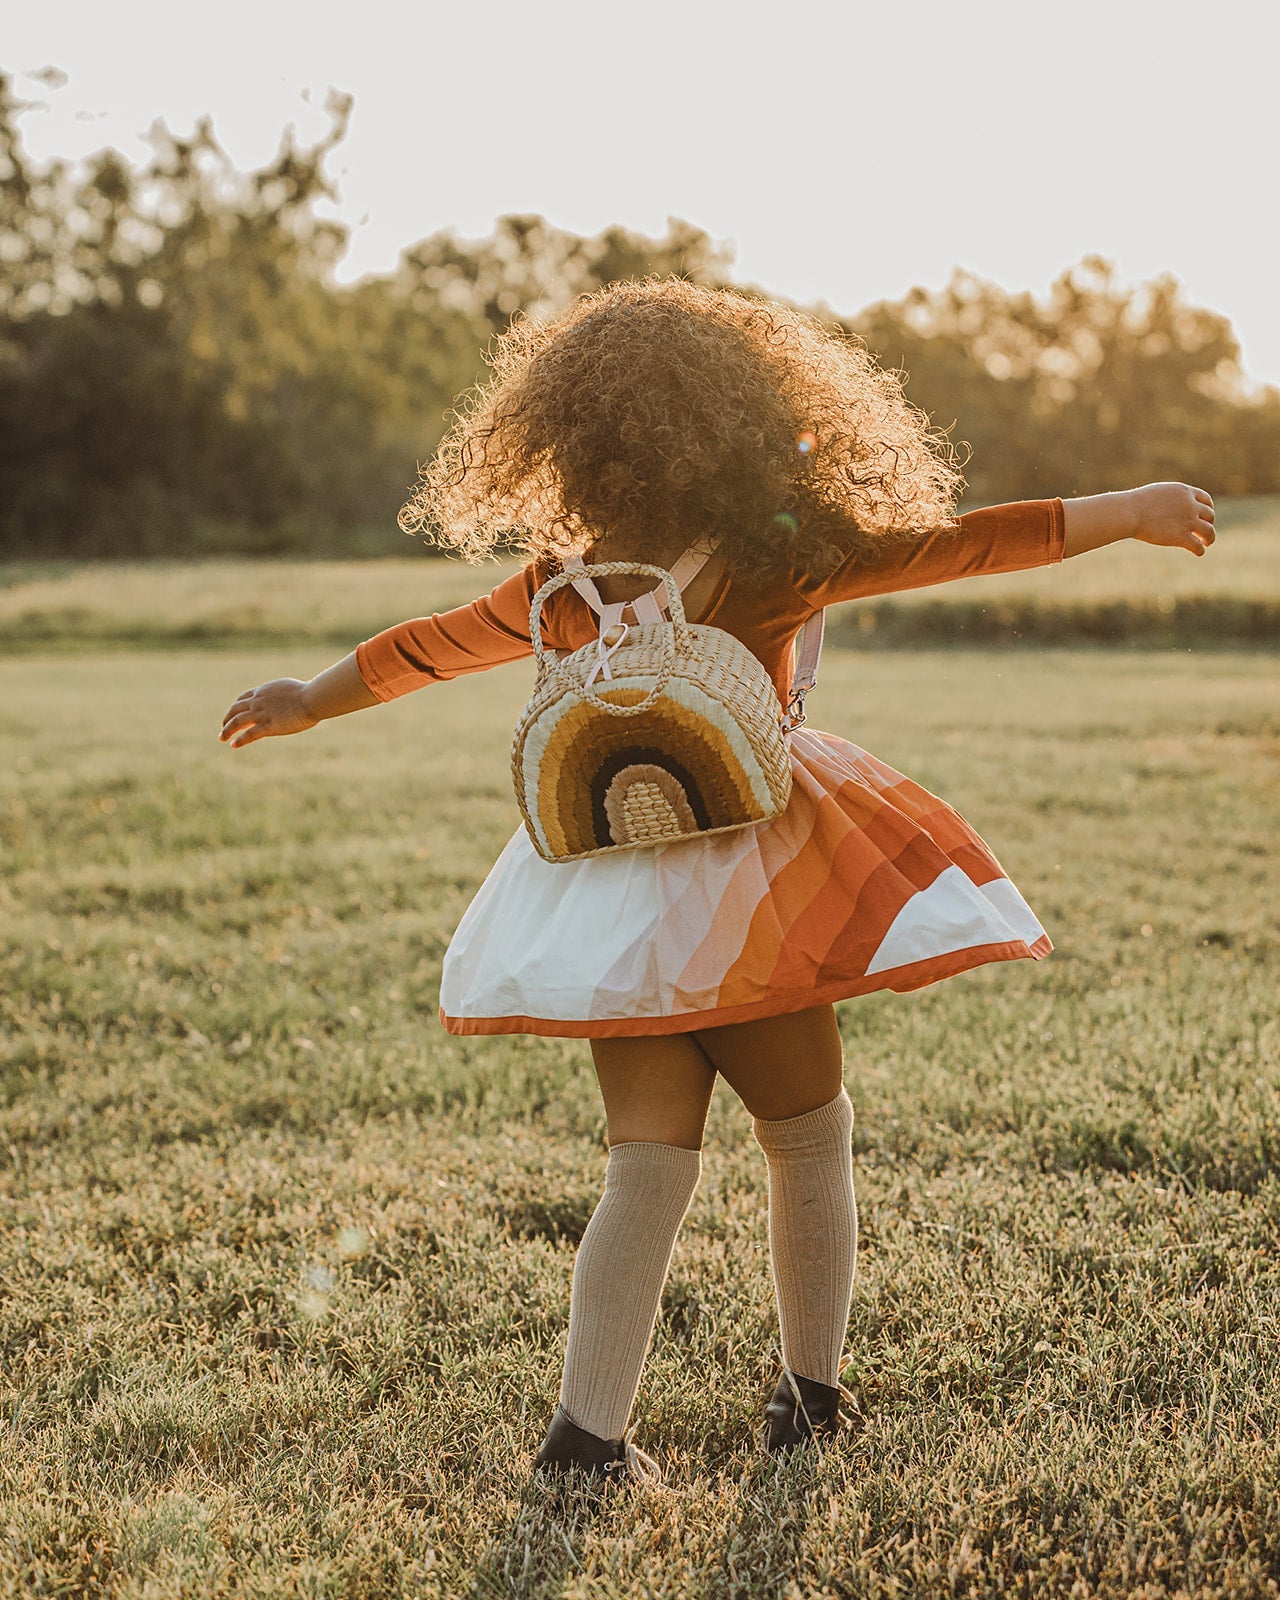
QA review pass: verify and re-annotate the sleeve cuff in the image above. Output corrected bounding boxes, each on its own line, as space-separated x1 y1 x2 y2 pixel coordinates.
354 639 397 703
1047 497 1066 563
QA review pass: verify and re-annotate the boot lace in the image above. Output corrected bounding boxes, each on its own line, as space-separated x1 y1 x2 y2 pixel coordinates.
602 1432 664 1484
782 1368 859 1437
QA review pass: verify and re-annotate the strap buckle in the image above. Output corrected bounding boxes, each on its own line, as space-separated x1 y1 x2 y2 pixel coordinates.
783 689 809 734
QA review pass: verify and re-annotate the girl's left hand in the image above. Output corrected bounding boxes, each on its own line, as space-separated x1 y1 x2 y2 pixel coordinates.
1128 482 1216 556
220 679 319 748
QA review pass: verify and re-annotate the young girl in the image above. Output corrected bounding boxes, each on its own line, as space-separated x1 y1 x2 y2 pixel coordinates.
220 280 1215 1484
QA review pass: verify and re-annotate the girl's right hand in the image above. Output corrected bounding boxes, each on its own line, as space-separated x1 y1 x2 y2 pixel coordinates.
220 679 319 748
1127 482 1216 556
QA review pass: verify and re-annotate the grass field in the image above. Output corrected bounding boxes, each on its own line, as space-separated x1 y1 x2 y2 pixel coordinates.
2 495 1277 653
2 606 1278 1596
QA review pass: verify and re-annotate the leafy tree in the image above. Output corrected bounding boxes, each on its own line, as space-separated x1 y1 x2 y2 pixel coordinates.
394 212 731 338
0 77 420 554
2 68 1276 558
850 258 1279 503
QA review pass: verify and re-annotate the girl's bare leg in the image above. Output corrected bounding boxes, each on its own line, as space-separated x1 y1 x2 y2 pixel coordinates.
691 1004 844 1120
695 1005 856 1388
590 1031 717 1149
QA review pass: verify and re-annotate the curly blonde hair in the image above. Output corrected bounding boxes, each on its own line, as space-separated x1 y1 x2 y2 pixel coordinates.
400 278 963 584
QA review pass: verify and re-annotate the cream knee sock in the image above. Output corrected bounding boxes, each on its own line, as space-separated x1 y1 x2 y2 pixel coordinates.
752 1089 857 1388
558 1140 702 1441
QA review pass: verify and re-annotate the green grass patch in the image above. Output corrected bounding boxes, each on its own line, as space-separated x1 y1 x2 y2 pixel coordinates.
1 645 1278 1596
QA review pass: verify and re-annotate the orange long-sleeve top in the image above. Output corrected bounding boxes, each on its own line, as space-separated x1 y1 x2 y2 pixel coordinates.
355 499 1066 705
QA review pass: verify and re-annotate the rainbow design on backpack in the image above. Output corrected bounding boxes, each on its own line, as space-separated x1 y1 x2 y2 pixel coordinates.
516 680 788 860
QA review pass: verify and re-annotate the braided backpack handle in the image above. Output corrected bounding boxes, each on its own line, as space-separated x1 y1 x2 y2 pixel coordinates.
529 562 692 718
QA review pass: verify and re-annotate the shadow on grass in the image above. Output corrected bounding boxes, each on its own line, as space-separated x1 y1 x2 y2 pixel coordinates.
466 1440 827 1600
708 1450 823 1600
467 1470 610 1600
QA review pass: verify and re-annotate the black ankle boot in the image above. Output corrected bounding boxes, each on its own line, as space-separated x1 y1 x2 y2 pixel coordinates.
764 1369 853 1452
534 1406 662 1484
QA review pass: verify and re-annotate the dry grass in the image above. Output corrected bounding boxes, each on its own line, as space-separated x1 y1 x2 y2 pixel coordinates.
0 550 497 650
2 625 1279 1596
2 497 1276 653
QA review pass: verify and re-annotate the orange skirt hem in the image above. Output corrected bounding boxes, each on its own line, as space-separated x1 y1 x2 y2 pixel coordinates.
439 932 1053 1038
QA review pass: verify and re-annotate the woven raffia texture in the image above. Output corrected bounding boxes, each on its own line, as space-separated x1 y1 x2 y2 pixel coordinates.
513 620 793 862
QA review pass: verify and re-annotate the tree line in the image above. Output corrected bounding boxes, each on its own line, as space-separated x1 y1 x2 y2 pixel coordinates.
2 74 1277 560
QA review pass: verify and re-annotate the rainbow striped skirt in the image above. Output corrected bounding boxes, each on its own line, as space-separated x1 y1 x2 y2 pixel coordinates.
439 728 1051 1038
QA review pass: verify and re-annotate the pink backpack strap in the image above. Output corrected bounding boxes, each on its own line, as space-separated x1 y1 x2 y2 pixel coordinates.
563 560 605 616
563 542 718 624
627 588 663 624
664 543 717 593
783 610 825 733
561 544 823 730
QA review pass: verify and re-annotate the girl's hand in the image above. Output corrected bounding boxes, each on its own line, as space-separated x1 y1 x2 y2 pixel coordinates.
1127 482 1216 556
220 679 319 748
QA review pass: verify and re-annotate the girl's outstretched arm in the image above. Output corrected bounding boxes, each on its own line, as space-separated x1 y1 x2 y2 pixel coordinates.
219 652 379 749
1063 482 1215 558
799 483 1215 609
219 562 551 747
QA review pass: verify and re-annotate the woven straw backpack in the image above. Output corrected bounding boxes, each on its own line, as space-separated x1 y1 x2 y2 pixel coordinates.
512 546 824 862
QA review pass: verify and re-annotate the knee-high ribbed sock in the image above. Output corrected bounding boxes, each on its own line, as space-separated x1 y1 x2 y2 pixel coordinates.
557 1141 702 1442
752 1089 857 1388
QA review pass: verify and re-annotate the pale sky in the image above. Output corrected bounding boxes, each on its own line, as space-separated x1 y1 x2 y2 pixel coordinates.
9 0 1280 383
